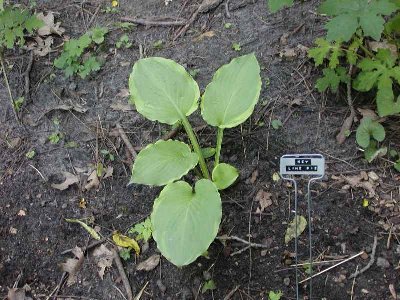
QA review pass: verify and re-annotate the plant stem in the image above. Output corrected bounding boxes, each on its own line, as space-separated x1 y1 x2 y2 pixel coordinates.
181 116 210 179
0 50 19 123
215 127 224 167
359 44 374 57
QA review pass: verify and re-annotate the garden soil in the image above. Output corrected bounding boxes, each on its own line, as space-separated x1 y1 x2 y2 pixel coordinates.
0 0 399 299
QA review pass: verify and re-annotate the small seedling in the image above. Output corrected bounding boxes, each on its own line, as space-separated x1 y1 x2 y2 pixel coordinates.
224 22 232 29
25 150 36 159
201 280 216 294
271 119 282 130
189 68 200 78
116 34 132 49
13 97 24 112
232 42 241 51
153 40 163 49
119 248 131 261
356 117 386 162
54 27 108 78
48 132 62 144
100 149 115 161
128 54 261 266
268 290 283 300
128 218 152 242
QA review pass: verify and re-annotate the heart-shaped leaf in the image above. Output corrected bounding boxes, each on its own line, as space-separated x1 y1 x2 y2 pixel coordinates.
356 117 385 148
129 57 200 125
151 179 222 266
212 163 239 190
131 140 198 186
201 53 262 128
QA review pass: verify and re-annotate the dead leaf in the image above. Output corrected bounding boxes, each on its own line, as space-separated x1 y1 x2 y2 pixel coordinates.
336 113 354 144
27 36 54 56
279 47 297 60
255 190 272 213
112 232 140 254
368 40 397 57
59 246 84 286
84 170 100 191
116 89 130 98
289 98 303 107
103 166 113 179
110 102 134 112
358 108 378 120
193 31 215 42
280 33 289 45
37 12 65 36
249 169 258 184
51 172 79 190
52 104 87 114
136 254 160 271
285 215 307 244
7 288 32 300
92 244 114 279
8 137 22 149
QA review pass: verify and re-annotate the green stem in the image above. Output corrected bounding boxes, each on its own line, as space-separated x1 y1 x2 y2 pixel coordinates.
358 44 374 58
214 127 224 167
0 50 19 123
181 116 210 179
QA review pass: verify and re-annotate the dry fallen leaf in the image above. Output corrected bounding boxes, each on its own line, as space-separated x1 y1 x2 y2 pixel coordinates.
51 104 88 114
110 102 134 112
285 215 307 244
368 40 397 57
84 170 100 191
28 36 54 56
193 30 215 42
255 190 273 213
92 244 114 279
136 254 160 271
59 246 84 286
7 288 32 300
358 108 378 120
37 12 65 36
51 172 79 191
103 166 113 179
116 89 130 98
279 47 297 60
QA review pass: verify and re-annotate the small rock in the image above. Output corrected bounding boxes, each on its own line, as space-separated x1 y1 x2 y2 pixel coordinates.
368 171 379 181
283 277 290 286
61 203 67 209
361 252 369 260
376 257 390 268
156 279 166 294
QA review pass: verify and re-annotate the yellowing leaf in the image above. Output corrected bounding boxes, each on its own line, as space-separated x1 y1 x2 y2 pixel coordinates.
66 218 101 240
362 199 369 207
285 215 307 244
272 172 280 182
112 232 140 254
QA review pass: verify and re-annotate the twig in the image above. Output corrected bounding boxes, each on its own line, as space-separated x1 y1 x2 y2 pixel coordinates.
350 265 359 300
28 164 47 181
336 64 355 144
216 235 270 249
61 237 108 255
299 251 364 284
0 51 20 123
112 248 133 300
134 282 149 300
349 236 378 279
87 4 101 28
224 0 231 18
116 123 137 159
120 17 186 26
223 285 240 300
24 51 34 103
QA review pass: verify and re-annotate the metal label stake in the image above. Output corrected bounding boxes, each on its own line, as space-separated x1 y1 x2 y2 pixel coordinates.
280 154 325 300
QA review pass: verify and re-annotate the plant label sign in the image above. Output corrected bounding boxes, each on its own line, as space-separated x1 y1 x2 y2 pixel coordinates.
280 154 325 177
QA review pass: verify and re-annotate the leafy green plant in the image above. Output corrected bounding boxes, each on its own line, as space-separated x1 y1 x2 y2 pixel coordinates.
356 117 387 162
268 290 283 300
201 280 216 293
48 132 62 144
271 119 283 129
26 150 36 159
119 248 131 261
232 42 241 51
128 54 261 266
100 149 115 161
153 40 163 49
128 218 152 242
116 34 132 49
267 0 294 13
54 27 108 78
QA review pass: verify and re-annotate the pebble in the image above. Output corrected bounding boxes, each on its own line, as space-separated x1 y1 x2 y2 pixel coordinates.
61 203 67 209
156 279 166 294
376 257 390 268
284 277 290 286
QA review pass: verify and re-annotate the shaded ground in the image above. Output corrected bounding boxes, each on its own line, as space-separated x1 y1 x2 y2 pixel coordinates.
0 0 399 299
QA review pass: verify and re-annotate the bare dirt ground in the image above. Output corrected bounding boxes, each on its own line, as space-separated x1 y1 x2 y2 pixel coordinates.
0 0 399 299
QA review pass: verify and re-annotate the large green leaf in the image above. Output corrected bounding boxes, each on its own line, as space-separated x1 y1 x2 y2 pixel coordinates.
212 163 239 190
201 54 261 128
151 179 222 266
131 140 198 186
129 57 200 125
356 117 385 148
268 0 294 13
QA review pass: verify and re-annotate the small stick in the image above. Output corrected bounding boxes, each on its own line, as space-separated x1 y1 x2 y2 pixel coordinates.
28 164 47 181
61 237 108 255
299 251 364 284
120 17 186 26
24 51 34 103
116 123 137 159
87 4 101 28
223 285 240 300
216 235 270 249
173 4 203 41
350 265 359 300
224 0 231 18
0 51 20 123
349 235 378 279
112 248 133 300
